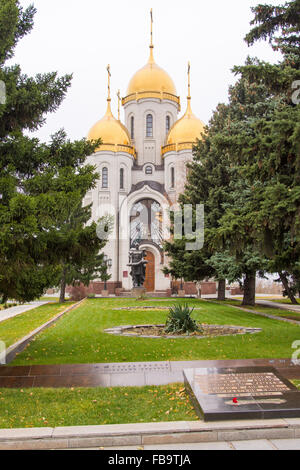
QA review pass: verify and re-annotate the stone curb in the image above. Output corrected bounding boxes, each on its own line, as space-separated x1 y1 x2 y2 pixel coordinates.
0 418 300 449
104 324 262 339
5 298 86 364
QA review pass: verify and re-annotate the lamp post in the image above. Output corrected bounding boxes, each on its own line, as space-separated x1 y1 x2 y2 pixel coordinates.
103 255 112 291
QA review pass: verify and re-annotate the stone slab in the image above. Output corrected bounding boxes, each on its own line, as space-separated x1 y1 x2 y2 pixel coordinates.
184 366 300 421
270 438 300 450
1 419 300 449
0 427 53 440
143 441 233 450
0 359 299 389
52 421 190 438
231 439 274 450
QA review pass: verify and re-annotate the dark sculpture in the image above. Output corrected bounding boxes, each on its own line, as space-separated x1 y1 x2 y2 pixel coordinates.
128 249 148 287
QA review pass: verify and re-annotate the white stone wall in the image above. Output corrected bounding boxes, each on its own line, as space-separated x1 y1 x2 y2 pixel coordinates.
124 98 179 166
132 165 164 186
164 149 193 203
85 150 134 283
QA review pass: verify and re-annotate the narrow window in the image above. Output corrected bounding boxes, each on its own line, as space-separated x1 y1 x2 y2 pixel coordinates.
120 168 124 189
166 115 170 134
171 167 175 188
130 116 134 139
145 166 153 175
102 167 108 188
146 114 153 137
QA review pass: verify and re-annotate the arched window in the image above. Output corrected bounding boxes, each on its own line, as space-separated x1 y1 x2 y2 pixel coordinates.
130 199 163 248
130 116 134 139
102 167 108 188
145 166 153 175
166 115 170 134
120 168 124 189
170 167 175 189
146 114 153 137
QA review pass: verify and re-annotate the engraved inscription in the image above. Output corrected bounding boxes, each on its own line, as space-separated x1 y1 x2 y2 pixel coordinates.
195 372 290 397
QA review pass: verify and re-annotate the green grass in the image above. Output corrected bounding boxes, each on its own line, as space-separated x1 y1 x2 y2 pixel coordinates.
38 297 60 302
0 384 197 428
213 299 300 318
0 302 74 348
11 298 300 365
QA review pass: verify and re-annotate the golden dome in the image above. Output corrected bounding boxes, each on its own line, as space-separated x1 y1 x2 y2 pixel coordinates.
88 65 135 156
126 47 177 97
88 100 131 149
166 98 205 145
165 62 205 148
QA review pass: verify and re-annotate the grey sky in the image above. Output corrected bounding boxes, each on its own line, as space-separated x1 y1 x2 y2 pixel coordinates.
13 0 282 143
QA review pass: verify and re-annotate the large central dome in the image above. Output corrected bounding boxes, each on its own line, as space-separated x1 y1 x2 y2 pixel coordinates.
126 47 177 96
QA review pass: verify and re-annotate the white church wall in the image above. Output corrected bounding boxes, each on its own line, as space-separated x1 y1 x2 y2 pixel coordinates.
164 150 193 202
84 150 135 283
123 98 178 166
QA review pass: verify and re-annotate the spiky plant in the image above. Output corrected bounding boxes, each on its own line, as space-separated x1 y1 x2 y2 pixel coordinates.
164 303 202 335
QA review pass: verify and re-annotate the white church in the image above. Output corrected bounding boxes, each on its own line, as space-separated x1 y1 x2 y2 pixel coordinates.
84 12 214 296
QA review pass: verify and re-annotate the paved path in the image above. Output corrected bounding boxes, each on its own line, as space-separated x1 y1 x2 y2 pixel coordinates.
90 438 300 450
0 302 48 324
0 358 299 388
256 300 300 313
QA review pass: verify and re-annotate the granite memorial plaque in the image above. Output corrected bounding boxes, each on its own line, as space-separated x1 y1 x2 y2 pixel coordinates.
184 366 300 421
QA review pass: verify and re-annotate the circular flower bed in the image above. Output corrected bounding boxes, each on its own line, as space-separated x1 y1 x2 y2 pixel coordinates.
104 324 262 339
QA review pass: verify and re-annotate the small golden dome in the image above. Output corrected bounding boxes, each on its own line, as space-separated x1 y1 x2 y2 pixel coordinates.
126 47 177 97
88 100 131 150
167 98 205 145
167 62 204 146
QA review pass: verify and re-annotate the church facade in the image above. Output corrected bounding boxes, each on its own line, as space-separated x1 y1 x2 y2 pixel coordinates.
85 16 206 295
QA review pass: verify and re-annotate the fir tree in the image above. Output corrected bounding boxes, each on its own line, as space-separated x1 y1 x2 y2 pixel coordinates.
0 1 105 302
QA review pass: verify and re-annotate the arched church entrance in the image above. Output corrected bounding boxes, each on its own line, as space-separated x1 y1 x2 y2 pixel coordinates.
144 251 155 292
129 197 163 292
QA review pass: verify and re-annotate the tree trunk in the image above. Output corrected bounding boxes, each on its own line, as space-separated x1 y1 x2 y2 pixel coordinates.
1 294 8 305
59 268 67 303
279 272 299 305
217 279 226 301
242 273 256 306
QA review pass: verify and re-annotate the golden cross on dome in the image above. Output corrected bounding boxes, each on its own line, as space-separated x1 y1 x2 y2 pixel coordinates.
150 8 153 48
106 64 111 101
187 61 191 99
117 89 121 120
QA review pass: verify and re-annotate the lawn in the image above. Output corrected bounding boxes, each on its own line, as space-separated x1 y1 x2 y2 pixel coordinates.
213 299 300 319
11 298 300 365
0 302 74 348
0 383 197 428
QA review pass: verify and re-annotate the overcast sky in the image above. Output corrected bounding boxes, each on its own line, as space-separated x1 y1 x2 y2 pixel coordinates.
13 0 282 143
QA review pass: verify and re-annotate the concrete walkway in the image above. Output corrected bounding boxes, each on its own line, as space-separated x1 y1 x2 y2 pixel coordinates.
95 437 300 450
1 358 299 388
0 301 48 324
256 299 300 313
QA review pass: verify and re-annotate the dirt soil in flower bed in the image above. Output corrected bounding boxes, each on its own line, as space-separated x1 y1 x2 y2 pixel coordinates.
126 324 245 337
